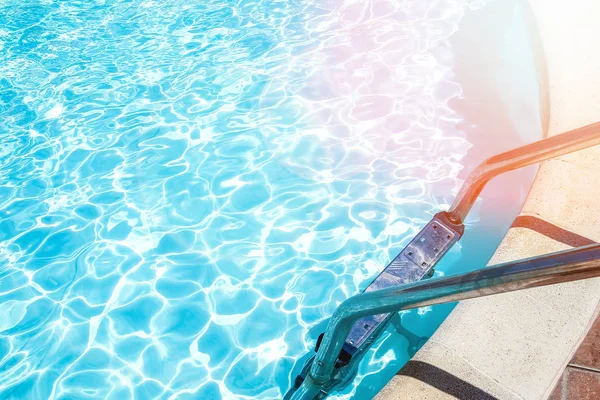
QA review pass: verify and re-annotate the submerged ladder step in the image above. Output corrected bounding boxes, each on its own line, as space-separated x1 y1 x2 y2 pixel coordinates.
287 121 600 400
340 212 463 359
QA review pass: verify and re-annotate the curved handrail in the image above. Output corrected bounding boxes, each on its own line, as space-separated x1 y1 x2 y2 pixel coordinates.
291 243 600 398
447 121 600 223
287 122 600 399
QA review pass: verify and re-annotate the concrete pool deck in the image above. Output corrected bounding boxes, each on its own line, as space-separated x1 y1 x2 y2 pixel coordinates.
376 0 600 399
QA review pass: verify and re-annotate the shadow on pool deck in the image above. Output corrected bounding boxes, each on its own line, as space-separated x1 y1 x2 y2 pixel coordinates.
510 215 596 248
397 361 498 400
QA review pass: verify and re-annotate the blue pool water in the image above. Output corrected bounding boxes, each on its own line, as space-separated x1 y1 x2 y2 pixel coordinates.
0 0 541 399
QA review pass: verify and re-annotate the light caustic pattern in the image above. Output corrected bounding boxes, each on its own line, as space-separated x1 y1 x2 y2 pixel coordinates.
0 0 487 399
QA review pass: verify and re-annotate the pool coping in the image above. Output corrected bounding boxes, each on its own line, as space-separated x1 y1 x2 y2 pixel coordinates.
375 1 600 399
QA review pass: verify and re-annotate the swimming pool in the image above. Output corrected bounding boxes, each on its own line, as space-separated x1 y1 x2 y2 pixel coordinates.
0 0 543 399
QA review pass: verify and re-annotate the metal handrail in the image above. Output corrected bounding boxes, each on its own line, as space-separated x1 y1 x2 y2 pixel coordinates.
292 244 600 398
447 121 600 223
286 122 600 399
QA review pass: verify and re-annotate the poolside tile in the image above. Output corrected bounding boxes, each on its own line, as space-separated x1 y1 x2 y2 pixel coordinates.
548 374 563 400
571 313 600 370
565 368 600 400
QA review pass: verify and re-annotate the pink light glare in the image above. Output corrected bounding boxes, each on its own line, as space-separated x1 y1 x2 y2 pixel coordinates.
276 0 543 217
285 0 473 207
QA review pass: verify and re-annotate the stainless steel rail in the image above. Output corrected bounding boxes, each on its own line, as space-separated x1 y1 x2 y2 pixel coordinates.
286 122 600 400
447 121 600 223
291 244 600 399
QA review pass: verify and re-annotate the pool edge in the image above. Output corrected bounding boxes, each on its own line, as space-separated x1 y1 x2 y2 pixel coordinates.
375 0 600 399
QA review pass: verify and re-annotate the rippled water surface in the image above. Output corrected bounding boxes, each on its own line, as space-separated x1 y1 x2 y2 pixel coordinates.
0 0 526 399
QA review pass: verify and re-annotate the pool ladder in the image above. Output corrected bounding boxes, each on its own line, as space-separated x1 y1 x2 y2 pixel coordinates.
286 121 600 400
